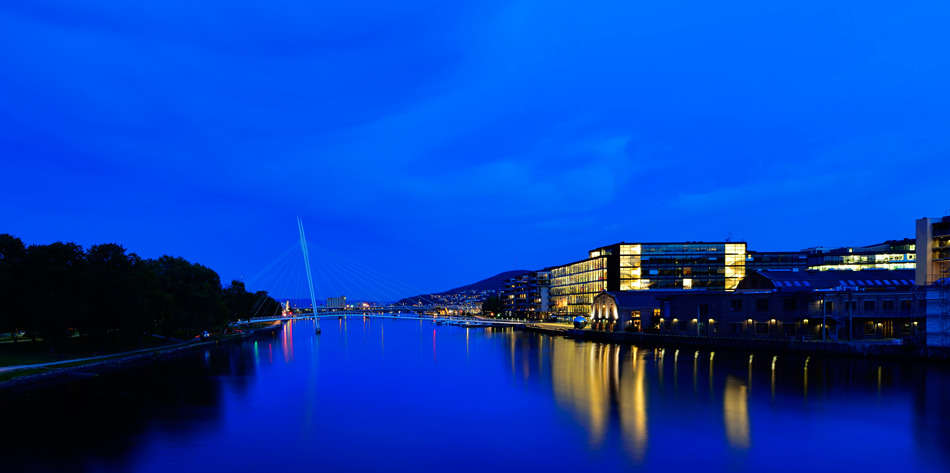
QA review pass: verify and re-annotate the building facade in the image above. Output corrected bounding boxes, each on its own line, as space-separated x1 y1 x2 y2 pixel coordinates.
805 239 916 272
550 242 746 317
590 270 922 341
502 271 551 319
745 250 808 272
916 216 950 346
916 216 950 286
327 296 346 309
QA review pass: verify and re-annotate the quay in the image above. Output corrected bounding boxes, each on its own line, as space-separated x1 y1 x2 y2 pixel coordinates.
523 323 950 361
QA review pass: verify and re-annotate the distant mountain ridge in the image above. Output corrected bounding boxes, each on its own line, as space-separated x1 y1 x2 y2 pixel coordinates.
281 271 536 307
435 270 534 295
394 270 534 306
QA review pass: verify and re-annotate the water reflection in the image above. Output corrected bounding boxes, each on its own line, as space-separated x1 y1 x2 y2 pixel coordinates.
509 331 950 469
0 339 269 472
619 347 647 462
4 320 950 472
723 376 750 449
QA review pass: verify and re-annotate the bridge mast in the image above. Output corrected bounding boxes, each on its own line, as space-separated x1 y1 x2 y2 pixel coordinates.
297 216 321 334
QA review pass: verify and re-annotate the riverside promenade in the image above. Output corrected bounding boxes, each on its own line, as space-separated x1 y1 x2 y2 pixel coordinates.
0 323 282 388
523 323 950 361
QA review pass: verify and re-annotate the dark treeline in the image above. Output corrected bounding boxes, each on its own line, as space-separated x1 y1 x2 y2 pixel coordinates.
0 234 281 350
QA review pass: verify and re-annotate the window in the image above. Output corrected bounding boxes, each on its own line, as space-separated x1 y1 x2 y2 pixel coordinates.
864 300 876 312
730 323 742 334
730 300 743 312
846 301 857 312
756 299 769 312
783 298 798 311
900 300 912 312
882 300 895 312
864 321 876 335
825 301 834 312
755 323 769 334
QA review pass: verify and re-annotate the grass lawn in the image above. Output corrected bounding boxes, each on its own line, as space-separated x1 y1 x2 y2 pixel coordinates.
0 335 177 368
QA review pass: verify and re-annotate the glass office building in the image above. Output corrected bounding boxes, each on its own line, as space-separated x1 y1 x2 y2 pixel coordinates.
550 242 746 317
746 250 808 272
917 217 950 285
806 239 916 272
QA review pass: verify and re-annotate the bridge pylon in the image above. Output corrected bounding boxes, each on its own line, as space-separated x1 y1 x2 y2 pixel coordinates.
297 216 321 334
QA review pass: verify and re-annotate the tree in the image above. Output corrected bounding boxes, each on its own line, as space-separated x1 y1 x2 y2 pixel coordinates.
253 291 282 319
481 295 504 316
223 280 255 321
0 234 26 341
147 256 228 336
224 280 282 322
22 241 88 350
86 243 152 344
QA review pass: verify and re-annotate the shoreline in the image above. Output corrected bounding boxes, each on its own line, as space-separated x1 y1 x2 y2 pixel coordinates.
522 324 950 362
0 323 283 390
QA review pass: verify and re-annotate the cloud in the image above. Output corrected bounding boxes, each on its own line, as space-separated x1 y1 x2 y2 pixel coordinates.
3 0 950 290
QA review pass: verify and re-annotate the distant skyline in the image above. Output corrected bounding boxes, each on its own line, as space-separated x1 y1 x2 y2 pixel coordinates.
3 1 949 298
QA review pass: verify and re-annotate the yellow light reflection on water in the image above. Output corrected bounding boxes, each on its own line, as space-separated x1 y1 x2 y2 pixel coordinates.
550 339 609 447
723 376 751 449
619 346 648 463
771 355 778 402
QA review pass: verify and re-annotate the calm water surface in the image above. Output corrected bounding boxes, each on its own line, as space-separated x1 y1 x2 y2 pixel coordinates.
3 317 950 472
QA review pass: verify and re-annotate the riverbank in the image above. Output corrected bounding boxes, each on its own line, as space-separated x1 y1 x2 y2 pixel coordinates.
0 322 283 389
523 323 950 361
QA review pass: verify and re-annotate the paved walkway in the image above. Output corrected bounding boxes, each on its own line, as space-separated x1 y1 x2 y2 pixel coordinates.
0 339 197 374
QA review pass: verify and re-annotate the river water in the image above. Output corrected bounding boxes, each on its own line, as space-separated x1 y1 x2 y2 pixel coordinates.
3 317 950 472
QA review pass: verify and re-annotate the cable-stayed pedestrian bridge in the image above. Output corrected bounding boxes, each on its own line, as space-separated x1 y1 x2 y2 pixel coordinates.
241 218 491 328
234 312 526 327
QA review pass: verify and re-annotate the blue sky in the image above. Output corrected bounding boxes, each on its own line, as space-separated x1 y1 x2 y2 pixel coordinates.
2 1 949 298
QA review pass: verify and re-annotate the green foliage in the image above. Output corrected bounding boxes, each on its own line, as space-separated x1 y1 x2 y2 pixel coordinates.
0 233 252 350
481 295 504 316
147 256 228 336
224 280 282 322
0 234 27 341
23 241 88 348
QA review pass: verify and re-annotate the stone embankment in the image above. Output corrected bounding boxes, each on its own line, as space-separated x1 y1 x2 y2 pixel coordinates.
522 324 950 361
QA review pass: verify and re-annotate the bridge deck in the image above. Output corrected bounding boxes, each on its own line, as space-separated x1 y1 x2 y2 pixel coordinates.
234 314 525 327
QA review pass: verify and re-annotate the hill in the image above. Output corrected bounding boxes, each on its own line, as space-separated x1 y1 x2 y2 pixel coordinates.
396 270 534 306
435 270 534 295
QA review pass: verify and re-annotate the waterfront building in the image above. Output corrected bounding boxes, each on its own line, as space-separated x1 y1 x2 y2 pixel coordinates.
922 282 950 346
327 295 346 309
805 239 916 272
502 271 550 319
916 216 950 346
916 216 950 286
590 269 921 341
745 250 807 272
550 242 746 317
